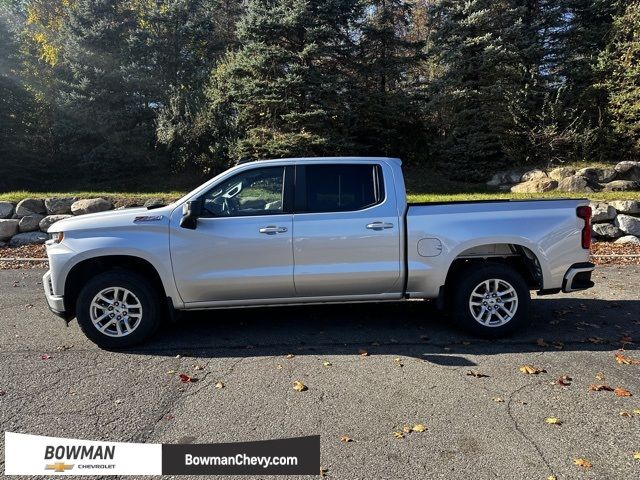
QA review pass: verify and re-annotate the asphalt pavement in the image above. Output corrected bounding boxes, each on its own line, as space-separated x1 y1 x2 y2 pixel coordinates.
1 266 639 479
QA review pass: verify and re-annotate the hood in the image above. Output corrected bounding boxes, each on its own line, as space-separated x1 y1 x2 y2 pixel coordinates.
49 206 175 233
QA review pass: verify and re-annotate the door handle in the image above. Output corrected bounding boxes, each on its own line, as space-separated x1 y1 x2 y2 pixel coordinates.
259 225 288 234
366 222 394 230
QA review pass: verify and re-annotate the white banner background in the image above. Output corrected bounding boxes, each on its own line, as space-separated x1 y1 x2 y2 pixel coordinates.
4 431 162 475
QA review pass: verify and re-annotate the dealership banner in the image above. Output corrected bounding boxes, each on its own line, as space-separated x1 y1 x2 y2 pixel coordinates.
4 432 320 475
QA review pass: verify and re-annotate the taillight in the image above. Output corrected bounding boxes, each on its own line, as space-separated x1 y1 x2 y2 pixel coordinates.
577 206 592 249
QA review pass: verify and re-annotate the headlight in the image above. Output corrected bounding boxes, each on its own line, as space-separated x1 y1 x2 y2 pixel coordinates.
46 232 64 245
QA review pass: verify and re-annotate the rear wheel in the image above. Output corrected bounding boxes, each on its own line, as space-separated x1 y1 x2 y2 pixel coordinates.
451 263 530 337
76 270 162 348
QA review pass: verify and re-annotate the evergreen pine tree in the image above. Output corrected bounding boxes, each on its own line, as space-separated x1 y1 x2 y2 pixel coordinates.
205 0 365 162
351 0 425 161
426 0 532 178
599 0 640 157
56 0 156 182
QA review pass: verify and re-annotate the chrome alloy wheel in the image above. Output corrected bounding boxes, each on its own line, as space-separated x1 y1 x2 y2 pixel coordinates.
89 287 143 337
468 278 518 327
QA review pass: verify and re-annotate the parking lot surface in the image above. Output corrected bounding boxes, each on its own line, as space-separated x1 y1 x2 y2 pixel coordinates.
1 266 639 479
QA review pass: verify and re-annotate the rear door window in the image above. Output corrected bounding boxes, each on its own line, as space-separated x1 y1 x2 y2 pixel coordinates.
300 164 384 213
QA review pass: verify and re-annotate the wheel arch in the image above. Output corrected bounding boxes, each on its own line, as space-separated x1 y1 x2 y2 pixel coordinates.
439 243 543 309
64 255 167 318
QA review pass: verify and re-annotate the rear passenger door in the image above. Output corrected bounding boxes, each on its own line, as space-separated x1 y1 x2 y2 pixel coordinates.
292 163 401 297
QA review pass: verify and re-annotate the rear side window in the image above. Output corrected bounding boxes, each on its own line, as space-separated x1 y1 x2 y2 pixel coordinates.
301 164 384 213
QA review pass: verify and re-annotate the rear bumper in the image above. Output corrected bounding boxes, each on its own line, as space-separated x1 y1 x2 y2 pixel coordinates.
562 262 595 293
43 270 68 319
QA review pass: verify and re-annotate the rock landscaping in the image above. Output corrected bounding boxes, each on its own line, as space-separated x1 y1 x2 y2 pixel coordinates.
488 161 640 193
0 197 118 245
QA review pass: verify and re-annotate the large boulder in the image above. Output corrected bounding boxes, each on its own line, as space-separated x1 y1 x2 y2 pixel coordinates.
0 219 19 241
590 202 617 223
8 231 48 247
510 178 558 193
609 200 640 215
548 167 575 182
592 223 623 239
0 201 15 219
486 170 523 187
601 180 639 192
45 197 76 215
71 198 113 215
39 214 73 233
615 214 640 236
18 214 45 232
144 198 166 208
614 161 640 181
576 167 616 183
521 169 548 182
614 235 640 245
15 198 46 217
556 175 595 193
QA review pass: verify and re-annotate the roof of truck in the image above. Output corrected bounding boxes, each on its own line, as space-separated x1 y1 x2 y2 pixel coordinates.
237 156 402 165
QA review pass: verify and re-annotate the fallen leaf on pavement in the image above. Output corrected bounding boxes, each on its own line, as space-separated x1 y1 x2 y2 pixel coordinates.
615 352 640 365
519 365 545 374
401 425 412 433
40 354 51 360
412 424 427 432
548 476 557 480
620 411 631 417
166 370 176 375
545 417 562 425
573 458 592 469
285 353 295 359
552 375 572 386
179 373 197 383
215 381 225 389
322 361 332 367
492 397 505 403
394 357 404 367
276 364 283 370
320 467 328 477
614 387 632 397
164 414 174 420
589 384 614 392
634 452 640 460
596 372 606 380
466 371 489 378
293 381 307 392
193 364 204 371
393 431 404 439
633 409 640 415
358 349 369 357
56 345 73 351
340 435 352 443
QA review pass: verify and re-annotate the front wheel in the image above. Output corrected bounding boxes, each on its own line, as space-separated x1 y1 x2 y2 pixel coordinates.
75 270 162 348
451 263 531 337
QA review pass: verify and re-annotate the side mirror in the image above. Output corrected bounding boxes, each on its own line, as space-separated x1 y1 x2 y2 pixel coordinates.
180 199 203 230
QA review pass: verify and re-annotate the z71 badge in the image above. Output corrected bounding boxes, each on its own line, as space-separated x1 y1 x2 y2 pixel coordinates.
133 215 163 223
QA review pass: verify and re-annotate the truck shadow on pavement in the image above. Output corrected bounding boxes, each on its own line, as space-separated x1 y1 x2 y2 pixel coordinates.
126 297 640 362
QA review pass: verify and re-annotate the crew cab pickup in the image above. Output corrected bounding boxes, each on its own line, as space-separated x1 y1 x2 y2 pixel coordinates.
44 157 595 348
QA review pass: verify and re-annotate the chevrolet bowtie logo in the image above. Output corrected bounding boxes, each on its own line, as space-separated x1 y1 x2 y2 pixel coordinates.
45 462 74 472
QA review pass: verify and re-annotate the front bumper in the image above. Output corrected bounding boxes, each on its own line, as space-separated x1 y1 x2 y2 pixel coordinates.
562 262 595 293
43 270 68 319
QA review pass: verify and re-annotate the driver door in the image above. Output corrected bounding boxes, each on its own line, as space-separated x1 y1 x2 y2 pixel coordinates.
170 165 295 304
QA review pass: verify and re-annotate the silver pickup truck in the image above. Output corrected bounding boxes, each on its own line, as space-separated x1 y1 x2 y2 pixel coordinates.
44 157 595 348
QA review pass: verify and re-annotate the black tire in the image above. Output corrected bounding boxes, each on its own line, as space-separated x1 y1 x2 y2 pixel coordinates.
75 270 162 348
451 262 531 337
